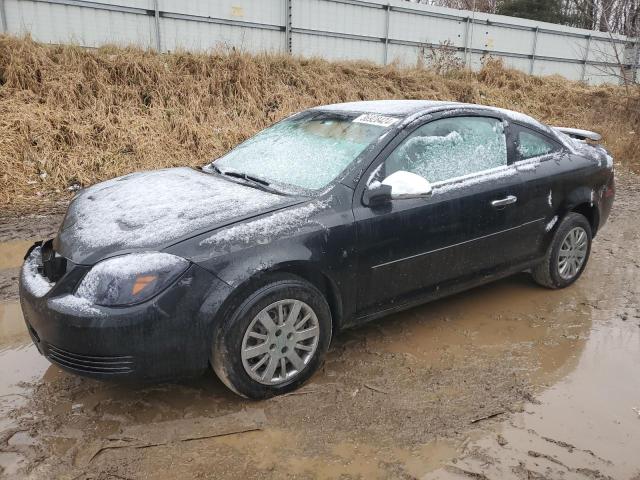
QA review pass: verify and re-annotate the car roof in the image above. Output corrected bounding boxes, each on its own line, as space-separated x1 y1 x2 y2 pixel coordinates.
312 100 461 116
312 100 573 150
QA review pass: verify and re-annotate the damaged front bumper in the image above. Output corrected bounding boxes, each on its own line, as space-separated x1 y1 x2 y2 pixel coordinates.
19 245 232 381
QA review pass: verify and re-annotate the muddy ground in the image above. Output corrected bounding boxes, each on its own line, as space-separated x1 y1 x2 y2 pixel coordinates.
1 175 639 480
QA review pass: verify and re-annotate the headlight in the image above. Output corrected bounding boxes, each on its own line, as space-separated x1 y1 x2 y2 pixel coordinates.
76 253 189 306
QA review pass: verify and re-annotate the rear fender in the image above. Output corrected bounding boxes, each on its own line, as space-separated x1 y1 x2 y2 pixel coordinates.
559 185 600 235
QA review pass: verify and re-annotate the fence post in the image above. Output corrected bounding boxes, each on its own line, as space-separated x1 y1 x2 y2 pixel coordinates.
285 0 292 54
634 40 640 84
153 0 161 51
0 0 8 34
463 16 471 67
383 3 390 65
581 34 591 82
529 27 539 75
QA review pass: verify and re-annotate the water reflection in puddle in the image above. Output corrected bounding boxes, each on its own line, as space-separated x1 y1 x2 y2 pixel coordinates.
0 301 51 431
354 274 591 387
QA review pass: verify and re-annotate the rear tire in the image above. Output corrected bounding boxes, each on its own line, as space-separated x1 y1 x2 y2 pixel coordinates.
532 212 592 289
211 273 332 399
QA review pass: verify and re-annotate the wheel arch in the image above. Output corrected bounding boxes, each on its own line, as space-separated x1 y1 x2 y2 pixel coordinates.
212 261 344 339
263 261 344 335
561 186 600 237
570 202 600 236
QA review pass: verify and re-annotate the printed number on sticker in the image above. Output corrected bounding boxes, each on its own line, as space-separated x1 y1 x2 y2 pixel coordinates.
353 114 399 127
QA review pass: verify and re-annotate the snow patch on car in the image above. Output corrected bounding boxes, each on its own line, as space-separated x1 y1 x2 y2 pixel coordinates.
200 199 330 250
58 168 289 257
87 252 187 278
604 153 614 169
367 164 384 186
48 295 104 316
556 132 612 167
547 190 553 208
382 171 432 196
20 247 54 297
431 165 518 195
546 216 558 232
515 159 541 172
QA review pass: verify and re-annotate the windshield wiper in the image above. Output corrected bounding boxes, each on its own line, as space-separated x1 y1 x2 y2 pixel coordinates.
209 165 286 195
222 170 270 186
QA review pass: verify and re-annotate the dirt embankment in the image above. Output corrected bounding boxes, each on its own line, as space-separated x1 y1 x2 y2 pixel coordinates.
1 35 639 214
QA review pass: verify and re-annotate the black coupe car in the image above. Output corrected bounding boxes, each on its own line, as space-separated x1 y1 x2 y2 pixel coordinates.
20 100 615 399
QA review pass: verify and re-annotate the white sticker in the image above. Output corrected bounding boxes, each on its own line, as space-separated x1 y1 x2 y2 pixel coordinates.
353 113 399 128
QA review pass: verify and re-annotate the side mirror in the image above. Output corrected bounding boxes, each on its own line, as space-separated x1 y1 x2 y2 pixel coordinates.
382 171 433 199
362 183 392 207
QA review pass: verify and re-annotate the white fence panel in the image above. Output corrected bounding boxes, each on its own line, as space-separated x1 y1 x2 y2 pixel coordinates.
0 0 636 85
4 0 155 48
292 31 383 63
161 17 284 53
294 0 385 38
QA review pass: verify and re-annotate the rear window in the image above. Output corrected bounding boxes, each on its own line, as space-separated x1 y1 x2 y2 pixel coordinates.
517 129 559 160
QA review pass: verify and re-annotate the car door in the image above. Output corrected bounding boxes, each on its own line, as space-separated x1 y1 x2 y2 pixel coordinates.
353 114 526 316
508 124 567 261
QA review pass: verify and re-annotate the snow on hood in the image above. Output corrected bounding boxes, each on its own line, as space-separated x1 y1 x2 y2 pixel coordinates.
55 168 292 264
199 199 330 253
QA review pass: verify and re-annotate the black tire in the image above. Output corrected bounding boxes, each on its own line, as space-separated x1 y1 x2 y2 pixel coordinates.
211 273 332 399
531 212 592 289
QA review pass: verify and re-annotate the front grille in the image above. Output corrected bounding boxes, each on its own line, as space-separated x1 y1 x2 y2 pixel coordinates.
46 344 134 374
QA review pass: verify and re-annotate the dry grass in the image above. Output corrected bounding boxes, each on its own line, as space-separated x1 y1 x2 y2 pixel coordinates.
1 35 638 214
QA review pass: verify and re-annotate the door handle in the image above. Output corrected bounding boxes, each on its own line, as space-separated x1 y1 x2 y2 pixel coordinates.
491 195 517 208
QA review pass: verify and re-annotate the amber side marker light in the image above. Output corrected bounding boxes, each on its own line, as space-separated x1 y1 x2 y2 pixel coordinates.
132 275 158 296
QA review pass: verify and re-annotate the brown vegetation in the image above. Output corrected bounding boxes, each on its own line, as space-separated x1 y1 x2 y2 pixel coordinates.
0 35 638 214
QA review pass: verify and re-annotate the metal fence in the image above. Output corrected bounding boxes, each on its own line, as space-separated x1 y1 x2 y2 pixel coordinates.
1 0 638 85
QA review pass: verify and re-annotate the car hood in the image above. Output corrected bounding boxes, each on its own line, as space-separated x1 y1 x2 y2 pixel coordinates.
54 167 295 265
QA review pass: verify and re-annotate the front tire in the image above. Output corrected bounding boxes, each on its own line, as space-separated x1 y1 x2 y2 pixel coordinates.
211 274 332 399
532 212 592 289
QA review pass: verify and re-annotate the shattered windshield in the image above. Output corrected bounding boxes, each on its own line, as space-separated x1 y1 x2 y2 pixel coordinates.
212 112 393 190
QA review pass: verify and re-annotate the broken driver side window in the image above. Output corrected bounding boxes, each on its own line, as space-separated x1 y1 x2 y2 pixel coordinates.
384 116 508 184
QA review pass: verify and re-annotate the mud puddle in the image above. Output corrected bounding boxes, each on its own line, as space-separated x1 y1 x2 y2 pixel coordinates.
0 241 33 271
0 301 51 477
0 240 38 303
0 302 50 402
0 273 599 479
424 302 640 479
1 175 640 479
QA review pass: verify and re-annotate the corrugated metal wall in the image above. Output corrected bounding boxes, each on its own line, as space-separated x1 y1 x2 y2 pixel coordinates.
1 0 637 85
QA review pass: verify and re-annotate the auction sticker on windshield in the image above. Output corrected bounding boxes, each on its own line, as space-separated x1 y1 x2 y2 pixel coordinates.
352 113 399 127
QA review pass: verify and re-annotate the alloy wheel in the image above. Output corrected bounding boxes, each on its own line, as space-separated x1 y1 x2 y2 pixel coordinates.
558 226 588 280
241 299 320 385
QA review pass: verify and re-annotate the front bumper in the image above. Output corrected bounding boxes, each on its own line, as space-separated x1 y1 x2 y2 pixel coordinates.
19 250 232 381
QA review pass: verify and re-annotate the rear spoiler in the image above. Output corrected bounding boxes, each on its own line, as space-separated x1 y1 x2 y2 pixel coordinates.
552 127 602 142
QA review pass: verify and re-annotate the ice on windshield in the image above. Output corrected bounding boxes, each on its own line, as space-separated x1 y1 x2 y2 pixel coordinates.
215 115 389 190
385 117 507 184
